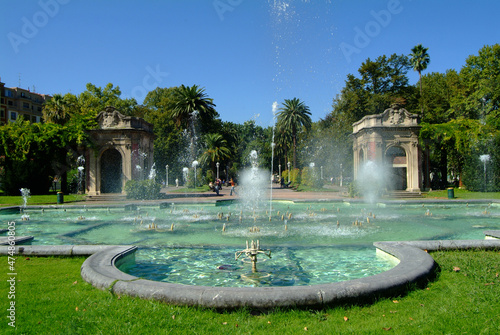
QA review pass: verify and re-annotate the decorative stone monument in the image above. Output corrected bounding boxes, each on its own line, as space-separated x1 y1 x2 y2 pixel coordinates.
85 106 154 195
352 103 422 192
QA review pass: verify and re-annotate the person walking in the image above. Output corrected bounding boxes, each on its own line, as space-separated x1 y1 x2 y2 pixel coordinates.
230 178 237 196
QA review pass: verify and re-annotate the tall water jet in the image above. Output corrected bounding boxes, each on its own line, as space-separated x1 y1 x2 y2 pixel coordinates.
148 163 157 180
182 167 189 186
239 150 269 211
192 161 199 188
20 188 30 210
270 101 279 216
479 154 490 191
356 161 389 203
77 155 85 194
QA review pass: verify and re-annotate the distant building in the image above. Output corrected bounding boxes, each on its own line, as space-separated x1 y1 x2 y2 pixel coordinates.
0 79 51 125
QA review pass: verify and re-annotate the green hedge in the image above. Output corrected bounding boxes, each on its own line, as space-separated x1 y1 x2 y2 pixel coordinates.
124 179 161 200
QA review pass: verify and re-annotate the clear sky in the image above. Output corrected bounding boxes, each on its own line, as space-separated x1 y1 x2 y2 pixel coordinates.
1 0 499 127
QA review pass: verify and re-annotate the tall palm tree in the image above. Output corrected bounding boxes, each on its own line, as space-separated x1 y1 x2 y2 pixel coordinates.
409 44 430 116
276 98 312 168
170 85 217 129
199 133 231 177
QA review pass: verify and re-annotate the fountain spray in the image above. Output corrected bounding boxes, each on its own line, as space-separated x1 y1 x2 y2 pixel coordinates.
270 101 279 218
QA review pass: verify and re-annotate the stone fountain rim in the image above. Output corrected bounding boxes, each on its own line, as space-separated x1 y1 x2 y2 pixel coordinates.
2 232 499 309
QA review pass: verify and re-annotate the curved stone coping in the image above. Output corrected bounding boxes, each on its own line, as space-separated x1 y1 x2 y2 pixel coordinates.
0 245 125 256
108 242 438 309
0 236 34 245
1 235 499 309
485 230 500 239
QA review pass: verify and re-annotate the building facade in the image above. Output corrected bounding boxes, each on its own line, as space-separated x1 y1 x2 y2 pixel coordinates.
0 80 51 124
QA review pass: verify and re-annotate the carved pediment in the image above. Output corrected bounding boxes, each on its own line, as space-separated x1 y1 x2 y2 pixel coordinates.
96 106 127 129
381 103 418 126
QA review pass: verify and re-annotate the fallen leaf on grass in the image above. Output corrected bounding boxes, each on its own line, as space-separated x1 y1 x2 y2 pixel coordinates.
382 327 392 331
73 280 78 285
484 282 495 286
267 321 271 324
75 307 79 311
409 317 414 321
392 300 399 303
453 266 460 272
343 316 348 321
304 327 308 331
222 322 227 325
172 315 175 320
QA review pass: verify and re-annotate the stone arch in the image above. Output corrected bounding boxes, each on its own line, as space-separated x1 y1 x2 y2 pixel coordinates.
100 148 123 193
385 145 407 190
86 107 154 196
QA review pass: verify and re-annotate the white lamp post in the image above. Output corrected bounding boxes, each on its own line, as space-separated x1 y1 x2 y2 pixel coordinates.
216 162 220 180
279 164 281 178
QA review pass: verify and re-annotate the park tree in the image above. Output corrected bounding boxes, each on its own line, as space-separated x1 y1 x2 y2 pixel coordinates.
0 120 86 195
42 93 76 125
330 53 416 128
454 44 500 123
170 85 219 134
77 83 140 118
276 98 312 168
142 87 184 184
199 133 231 179
420 70 462 124
420 119 498 190
409 44 431 116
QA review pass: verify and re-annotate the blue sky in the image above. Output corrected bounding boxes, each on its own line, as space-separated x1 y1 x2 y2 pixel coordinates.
1 0 499 127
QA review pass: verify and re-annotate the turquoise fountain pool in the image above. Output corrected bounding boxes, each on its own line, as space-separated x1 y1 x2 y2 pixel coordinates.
3 201 499 287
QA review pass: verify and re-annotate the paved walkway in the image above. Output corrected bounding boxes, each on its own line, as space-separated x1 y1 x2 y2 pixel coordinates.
79 186 348 206
140 186 346 205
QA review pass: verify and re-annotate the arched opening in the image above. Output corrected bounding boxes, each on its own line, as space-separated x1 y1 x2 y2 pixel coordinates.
100 149 123 193
386 146 407 190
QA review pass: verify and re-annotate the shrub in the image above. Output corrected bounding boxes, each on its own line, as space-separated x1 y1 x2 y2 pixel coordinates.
125 179 161 200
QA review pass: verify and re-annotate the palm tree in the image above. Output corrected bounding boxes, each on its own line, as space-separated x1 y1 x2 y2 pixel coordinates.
409 44 430 116
276 98 312 168
42 94 72 125
170 85 217 129
199 133 231 177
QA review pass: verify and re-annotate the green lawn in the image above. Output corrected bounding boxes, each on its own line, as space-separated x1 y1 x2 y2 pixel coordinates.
0 194 86 207
424 189 500 200
1 250 499 334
